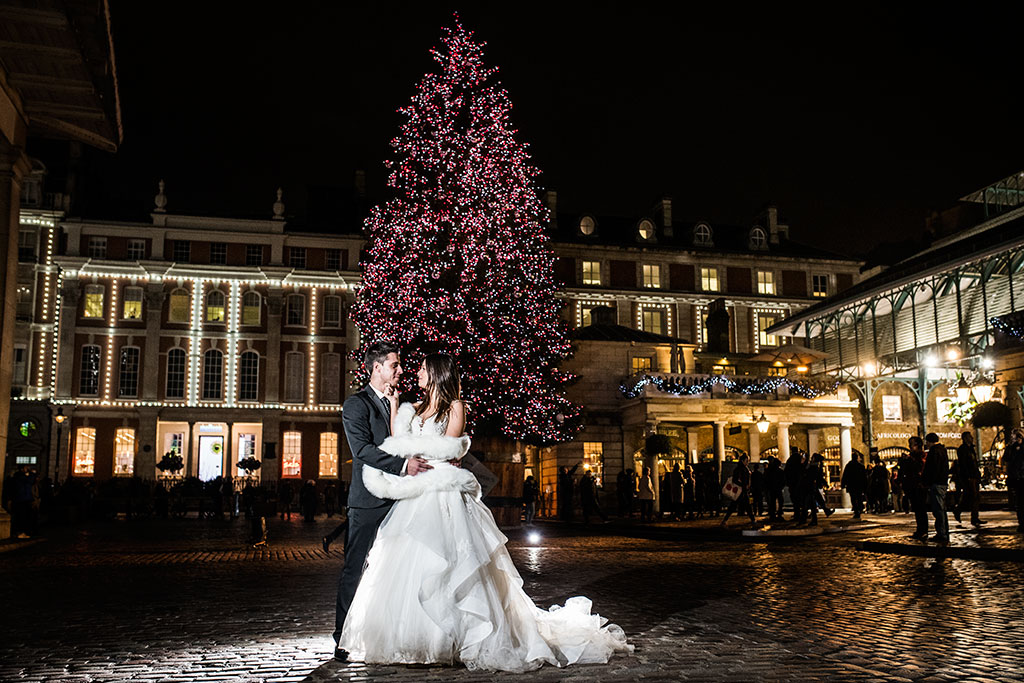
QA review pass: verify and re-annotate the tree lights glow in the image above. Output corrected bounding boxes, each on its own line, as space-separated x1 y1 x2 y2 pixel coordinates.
351 18 580 444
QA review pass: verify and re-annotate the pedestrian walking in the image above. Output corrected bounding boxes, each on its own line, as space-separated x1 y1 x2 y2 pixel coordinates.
785 451 806 523
952 431 983 528
906 436 929 539
923 433 950 544
322 516 348 553
868 456 891 513
750 462 766 517
800 453 830 526
301 479 318 522
5 465 38 539
1002 429 1024 533
765 456 786 521
682 466 696 520
557 464 578 521
721 455 757 526
841 452 868 519
579 470 607 524
279 481 294 520
522 474 539 525
637 466 655 522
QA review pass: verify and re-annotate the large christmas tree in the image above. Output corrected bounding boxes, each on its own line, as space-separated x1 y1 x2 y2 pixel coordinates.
351 18 580 444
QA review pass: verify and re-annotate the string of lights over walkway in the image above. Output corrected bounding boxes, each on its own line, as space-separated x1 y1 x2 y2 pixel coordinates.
620 374 841 400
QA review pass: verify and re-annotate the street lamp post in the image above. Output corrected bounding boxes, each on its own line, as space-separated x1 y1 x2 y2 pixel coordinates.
53 407 67 484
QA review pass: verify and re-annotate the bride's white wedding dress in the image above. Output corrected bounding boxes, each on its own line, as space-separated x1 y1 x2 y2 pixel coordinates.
339 403 632 672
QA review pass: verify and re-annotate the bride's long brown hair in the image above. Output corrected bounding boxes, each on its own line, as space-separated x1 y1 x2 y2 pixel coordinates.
417 353 461 423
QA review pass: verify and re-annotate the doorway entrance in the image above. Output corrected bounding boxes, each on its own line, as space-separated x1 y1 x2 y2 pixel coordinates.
198 435 225 481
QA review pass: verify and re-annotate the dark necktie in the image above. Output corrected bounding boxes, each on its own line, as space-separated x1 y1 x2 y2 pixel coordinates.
380 395 390 416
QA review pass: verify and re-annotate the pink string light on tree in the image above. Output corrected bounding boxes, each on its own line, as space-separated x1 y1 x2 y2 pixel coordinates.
351 16 581 444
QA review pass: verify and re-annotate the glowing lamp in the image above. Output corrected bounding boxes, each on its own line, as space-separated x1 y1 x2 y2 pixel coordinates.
528 532 541 544
756 411 770 434
923 354 938 368
955 377 972 403
796 365 808 373
971 378 995 404
862 362 876 377
945 347 960 361
54 408 67 425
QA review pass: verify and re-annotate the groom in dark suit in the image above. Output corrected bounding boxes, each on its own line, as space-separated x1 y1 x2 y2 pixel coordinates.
333 341 431 661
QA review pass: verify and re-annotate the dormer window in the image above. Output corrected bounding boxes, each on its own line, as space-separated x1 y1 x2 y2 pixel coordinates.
749 226 768 250
637 219 655 241
694 222 713 246
579 216 595 236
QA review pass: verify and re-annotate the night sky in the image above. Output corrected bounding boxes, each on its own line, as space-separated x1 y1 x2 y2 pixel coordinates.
61 2 1024 256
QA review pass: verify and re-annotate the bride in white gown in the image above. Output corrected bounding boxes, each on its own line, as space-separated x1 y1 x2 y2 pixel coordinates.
339 353 632 672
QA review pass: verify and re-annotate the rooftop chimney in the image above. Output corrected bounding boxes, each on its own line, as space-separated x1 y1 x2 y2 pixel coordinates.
759 204 789 244
655 196 673 238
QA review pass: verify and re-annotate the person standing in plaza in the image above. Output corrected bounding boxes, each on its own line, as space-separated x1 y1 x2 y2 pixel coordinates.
800 453 830 526
869 456 891 513
522 474 539 525
5 464 38 539
667 463 683 520
557 464 578 521
906 437 929 539
765 456 786 521
923 433 950 544
720 454 756 527
1002 428 1024 532
682 465 696 520
750 462 766 517
953 431 983 528
300 480 318 522
785 451 806 523
637 466 655 522
579 469 607 524
841 452 868 520
615 468 635 518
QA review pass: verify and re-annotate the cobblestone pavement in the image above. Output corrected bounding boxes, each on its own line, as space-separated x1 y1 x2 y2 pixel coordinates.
2 512 1023 682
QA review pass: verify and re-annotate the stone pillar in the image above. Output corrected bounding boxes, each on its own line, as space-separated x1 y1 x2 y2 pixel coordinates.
686 427 700 464
748 427 761 463
55 280 80 399
839 424 853 509
265 289 283 403
135 407 158 480
807 428 820 457
777 423 791 463
714 421 727 473
616 296 631 327
185 420 196 477
225 421 234 479
142 285 164 400
0 139 30 538
262 412 281 482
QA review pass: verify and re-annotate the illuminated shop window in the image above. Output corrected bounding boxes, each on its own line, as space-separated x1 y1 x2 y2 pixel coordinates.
319 432 339 478
583 442 604 486
282 431 302 478
73 427 96 476
114 428 136 476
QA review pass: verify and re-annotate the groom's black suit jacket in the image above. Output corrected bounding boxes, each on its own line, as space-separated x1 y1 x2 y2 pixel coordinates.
342 386 406 509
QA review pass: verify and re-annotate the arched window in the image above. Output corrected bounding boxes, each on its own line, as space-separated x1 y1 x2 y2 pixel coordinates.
749 226 768 250
166 348 186 399
118 346 140 397
284 351 305 403
168 288 189 323
238 350 260 401
694 223 713 246
287 294 305 326
242 291 261 326
322 295 342 327
579 216 596 236
206 290 225 323
83 284 105 318
202 349 223 400
637 219 655 241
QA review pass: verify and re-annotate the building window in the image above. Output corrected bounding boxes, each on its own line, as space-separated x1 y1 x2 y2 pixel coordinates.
631 356 652 374
282 431 302 478
122 286 143 320
284 352 305 403
114 428 135 476
289 247 306 269
83 284 105 318
87 236 107 258
319 432 339 478
238 350 259 401
206 290 225 323
286 294 305 326
127 239 146 260
582 261 601 285
80 345 101 396
210 242 227 265
749 227 768 250
579 216 596 235
700 267 719 292
320 352 341 404
326 249 342 270
18 229 35 260
641 309 666 335
172 240 190 262
322 295 341 327
758 313 779 347
202 349 223 400
246 244 263 267
242 291 261 325
118 346 140 397
637 219 655 240
812 274 829 298
13 345 27 385
166 348 186 399
882 395 903 422
757 271 776 295
168 288 189 323
583 442 604 486
642 264 661 288
73 427 96 476
694 223 713 246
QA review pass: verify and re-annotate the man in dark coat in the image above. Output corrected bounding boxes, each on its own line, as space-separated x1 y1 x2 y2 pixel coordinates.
579 470 607 524
1004 429 1024 532
841 452 868 519
557 463 579 521
749 463 766 517
784 452 806 523
720 455 756 526
953 431 983 527
906 436 929 539
923 433 950 544
668 464 683 520
765 457 786 521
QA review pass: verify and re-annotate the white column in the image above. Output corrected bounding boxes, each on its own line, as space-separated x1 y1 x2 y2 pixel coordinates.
807 428 820 456
777 423 791 463
687 427 700 464
839 424 853 509
714 422 727 472
748 427 761 463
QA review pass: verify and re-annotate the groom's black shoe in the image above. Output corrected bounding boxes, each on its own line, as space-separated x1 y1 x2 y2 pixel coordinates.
322 536 331 553
334 648 349 662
